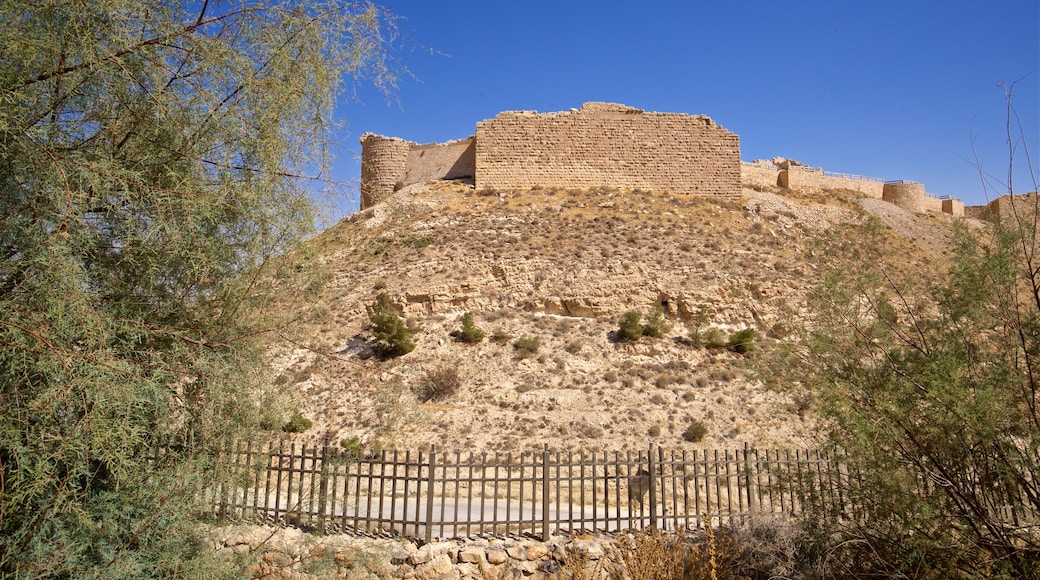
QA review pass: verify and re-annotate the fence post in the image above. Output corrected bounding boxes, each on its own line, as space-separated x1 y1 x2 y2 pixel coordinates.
744 442 755 512
542 444 551 541
317 441 330 534
648 443 657 529
425 446 436 544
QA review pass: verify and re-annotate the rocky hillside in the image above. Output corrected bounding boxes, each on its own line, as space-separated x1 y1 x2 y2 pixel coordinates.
267 181 962 454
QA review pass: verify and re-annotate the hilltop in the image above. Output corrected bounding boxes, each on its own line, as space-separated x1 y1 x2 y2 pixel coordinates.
267 181 964 454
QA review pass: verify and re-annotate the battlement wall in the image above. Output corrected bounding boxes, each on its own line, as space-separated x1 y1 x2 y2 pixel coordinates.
474 103 740 199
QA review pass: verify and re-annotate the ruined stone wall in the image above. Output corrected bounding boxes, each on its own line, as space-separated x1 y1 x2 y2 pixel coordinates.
985 192 1040 225
475 102 740 199
778 169 884 198
740 163 781 190
942 198 965 217
402 138 475 188
360 136 476 209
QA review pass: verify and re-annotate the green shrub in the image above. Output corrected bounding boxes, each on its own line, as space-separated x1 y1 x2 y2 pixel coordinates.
456 312 485 343
414 366 461 402
617 310 644 341
648 424 662 437
682 420 708 443
512 335 541 357
728 327 757 354
366 292 416 356
643 304 672 338
340 436 363 457
282 411 313 433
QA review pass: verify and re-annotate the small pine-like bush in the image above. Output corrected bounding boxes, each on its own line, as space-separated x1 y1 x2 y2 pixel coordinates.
282 411 313 433
642 304 672 338
340 436 363 457
618 310 644 341
682 420 708 443
366 292 416 357
512 335 541 357
415 366 461 402
728 327 757 354
457 312 485 343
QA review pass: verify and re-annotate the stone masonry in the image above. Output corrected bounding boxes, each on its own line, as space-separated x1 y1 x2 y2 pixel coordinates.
474 103 740 199
360 103 977 219
360 102 740 209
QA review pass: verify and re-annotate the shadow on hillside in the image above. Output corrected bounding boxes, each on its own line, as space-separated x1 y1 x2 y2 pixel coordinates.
338 334 380 360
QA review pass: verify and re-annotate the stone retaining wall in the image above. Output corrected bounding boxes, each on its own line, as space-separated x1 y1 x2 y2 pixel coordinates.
213 525 618 579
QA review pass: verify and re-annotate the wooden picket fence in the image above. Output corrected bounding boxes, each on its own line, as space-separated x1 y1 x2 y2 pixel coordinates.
204 441 850 542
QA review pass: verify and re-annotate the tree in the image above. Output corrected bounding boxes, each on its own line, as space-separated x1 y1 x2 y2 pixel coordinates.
774 191 1040 573
456 312 485 343
0 1 399 576
617 310 644 341
366 292 416 356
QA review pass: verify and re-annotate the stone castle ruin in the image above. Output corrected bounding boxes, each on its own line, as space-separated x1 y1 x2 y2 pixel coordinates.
360 102 966 217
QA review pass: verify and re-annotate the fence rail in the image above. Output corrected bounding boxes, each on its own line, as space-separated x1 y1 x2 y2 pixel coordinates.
204 441 851 542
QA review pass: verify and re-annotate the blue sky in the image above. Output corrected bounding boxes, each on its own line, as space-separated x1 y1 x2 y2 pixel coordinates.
326 0 1039 219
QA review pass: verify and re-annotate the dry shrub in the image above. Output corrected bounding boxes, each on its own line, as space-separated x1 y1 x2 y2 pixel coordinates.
606 523 745 580
414 366 461 402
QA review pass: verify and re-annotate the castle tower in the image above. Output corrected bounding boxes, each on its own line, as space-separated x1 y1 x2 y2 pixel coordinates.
359 134 410 209
882 181 927 213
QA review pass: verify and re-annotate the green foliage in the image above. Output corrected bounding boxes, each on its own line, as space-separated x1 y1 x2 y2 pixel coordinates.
282 412 313 433
617 310 644 341
414 366 462 402
772 216 1040 576
512 335 541 357
682 420 708 443
339 437 363 457
366 293 416 357
642 304 673 338
0 1 399 576
727 327 757 353
456 312 485 343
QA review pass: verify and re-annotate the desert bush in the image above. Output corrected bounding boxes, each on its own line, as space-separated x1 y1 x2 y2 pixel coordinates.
648 424 662 437
682 419 708 442
512 335 541 357
642 303 672 338
414 366 461 402
339 436 363 457
727 327 756 353
282 412 313 433
617 310 644 341
491 327 512 344
694 327 727 349
366 292 416 357
606 524 746 580
455 312 485 343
